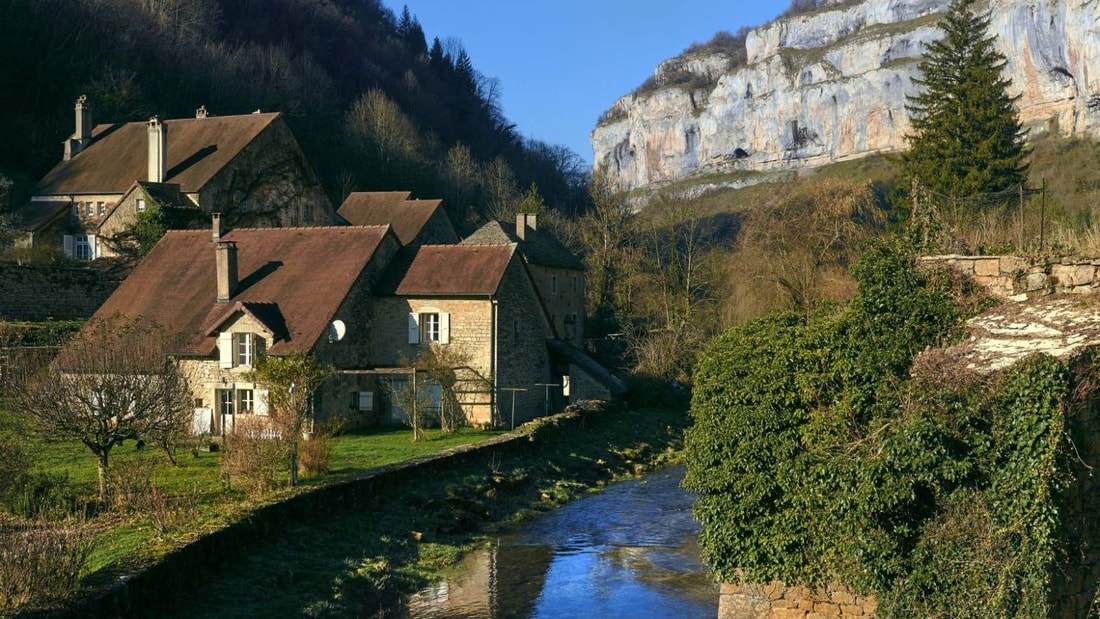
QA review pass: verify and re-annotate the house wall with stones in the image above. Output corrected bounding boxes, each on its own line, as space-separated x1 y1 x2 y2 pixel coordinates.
197 118 334 228
418 207 460 245
0 262 128 321
525 264 585 347
494 258 555 425
919 255 1100 298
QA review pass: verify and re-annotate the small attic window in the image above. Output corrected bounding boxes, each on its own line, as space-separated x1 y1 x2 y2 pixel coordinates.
136 198 146 213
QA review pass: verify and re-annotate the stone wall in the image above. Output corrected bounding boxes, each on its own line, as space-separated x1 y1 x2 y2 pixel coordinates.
919 255 1100 298
719 582 878 619
0 260 129 321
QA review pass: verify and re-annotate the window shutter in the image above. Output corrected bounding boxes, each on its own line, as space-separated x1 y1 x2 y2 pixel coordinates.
63 235 74 257
255 336 266 361
358 391 373 411
254 389 269 415
408 313 420 344
218 332 233 368
440 312 450 344
87 234 97 259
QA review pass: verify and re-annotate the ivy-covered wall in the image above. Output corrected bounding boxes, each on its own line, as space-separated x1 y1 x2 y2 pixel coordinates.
686 238 1100 618
0 261 129 322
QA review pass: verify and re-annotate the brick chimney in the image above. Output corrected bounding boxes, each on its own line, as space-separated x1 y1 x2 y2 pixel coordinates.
515 213 537 241
62 95 93 161
216 241 238 303
147 116 168 183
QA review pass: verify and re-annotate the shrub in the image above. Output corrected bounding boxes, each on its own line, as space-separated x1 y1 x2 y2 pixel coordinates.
0 524 92 615
0 472 77 521
220 416 288 497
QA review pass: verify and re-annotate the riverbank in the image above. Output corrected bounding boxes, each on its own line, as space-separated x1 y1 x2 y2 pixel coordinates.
46 404 692 618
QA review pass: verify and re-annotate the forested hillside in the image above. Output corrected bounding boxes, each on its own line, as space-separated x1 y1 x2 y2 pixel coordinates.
0 0 587 230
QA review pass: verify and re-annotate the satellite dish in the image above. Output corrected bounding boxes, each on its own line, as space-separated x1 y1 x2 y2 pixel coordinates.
327 320 346 343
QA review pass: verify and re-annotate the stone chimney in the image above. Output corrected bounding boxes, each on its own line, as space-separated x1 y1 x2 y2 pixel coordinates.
211 213 223 242
147 116 168 183
216 240 238 303
515 213 537 241
62 95 93 161
196 105 208 119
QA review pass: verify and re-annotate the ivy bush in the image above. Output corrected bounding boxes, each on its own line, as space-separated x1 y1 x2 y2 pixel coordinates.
684 237 1082 617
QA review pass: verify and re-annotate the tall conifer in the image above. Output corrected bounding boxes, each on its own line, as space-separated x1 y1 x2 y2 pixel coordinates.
902 0 1028 199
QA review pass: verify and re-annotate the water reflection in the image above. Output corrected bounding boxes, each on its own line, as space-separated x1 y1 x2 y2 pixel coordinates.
405 467 717 618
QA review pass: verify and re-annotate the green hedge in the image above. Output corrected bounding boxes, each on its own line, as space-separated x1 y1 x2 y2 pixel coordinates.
684 237 1081 617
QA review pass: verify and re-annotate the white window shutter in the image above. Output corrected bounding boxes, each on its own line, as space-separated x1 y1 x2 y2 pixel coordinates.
218 332 233 368
440 312 450 344
408 312 420 344
87 234 97 259
254 389 269 415
63 235 74 257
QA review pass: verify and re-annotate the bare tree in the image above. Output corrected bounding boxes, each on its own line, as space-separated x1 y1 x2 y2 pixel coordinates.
4 315 193 501
578 168 634 331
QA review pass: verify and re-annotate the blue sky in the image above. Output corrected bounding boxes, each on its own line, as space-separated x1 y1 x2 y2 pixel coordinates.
385 1 794 164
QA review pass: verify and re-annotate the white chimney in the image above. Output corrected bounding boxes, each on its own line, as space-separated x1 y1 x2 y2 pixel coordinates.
196 105 208 119
147 116 168 183
211 213 223 242
216 241 238 303
63 95 93 161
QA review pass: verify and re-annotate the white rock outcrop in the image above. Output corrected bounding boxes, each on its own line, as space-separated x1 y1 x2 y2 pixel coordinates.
592 0 1100 191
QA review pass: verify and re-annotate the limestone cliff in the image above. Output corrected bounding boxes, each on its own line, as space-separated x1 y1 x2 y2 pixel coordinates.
592 0 1100 191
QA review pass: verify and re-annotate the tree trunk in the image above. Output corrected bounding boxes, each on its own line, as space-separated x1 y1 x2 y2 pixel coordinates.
97 452 109 502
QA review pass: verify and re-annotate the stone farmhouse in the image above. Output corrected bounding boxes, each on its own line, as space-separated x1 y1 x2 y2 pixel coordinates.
84 209 624 432
13 97 334 259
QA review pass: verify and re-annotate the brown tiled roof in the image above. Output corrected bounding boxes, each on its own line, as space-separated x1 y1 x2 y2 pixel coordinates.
462 220 585 270
381 244 515 296
12 200 69 232
337 192 449 245
34 113 281 196
91 225 391 356
137 181 196 209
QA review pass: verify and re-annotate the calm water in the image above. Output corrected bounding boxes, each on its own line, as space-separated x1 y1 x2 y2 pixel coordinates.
403 467 718 619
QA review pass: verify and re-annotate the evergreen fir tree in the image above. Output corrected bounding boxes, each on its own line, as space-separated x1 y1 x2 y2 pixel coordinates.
902 0 1028 200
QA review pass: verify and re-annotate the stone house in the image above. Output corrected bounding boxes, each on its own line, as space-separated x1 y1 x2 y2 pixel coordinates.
78 205 623 432
13 97 334 259
88 215 400 434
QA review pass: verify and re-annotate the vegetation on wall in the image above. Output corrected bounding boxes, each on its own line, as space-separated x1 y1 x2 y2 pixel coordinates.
683 238 1090 617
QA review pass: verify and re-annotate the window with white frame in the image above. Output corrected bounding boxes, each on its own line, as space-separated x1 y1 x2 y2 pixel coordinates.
85 203 94 217
65 234 95 260
218 389 235 416
409 311 449 344
97 201 105 216
136 198 146 213
237 333 255 366
239 389 254 414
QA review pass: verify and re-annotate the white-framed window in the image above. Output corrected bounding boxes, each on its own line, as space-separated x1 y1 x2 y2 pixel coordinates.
218 389 235 416
86 203 94 217
239 389 254 414
97 201 105 216
72 203 79 217
64 234 97 260
218 332 264 369
136 198 146 213
237 333 254 367
409 311 449 344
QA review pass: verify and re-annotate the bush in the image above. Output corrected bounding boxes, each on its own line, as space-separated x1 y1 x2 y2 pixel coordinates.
0 472 77 521
0 524 92 615
220 416 288 497
299 427 334 477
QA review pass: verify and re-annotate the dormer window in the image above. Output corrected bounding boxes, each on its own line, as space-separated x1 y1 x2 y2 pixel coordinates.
218 331 265 369
136 198 146 213
237 333 255 366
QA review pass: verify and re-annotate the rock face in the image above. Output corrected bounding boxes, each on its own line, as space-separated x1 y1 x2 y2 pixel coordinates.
592 0 1100 191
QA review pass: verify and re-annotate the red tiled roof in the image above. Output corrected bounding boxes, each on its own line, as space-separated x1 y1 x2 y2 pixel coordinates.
337 192 446 245
91 225 391 356
34 113 281 196
386 244 516 296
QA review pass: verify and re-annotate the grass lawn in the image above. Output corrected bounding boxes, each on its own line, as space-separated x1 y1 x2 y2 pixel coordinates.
5 420 504 578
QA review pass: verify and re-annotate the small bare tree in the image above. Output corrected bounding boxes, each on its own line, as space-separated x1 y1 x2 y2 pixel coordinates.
4 314 192 501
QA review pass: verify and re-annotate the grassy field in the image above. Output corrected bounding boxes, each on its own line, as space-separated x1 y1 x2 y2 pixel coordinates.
3 421 505 581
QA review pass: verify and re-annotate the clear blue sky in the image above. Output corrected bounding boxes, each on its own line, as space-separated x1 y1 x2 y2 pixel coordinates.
385 1 793 164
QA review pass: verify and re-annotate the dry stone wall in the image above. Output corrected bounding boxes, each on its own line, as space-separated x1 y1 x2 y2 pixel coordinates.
719 582 878 619
0 261 128 321
918 254 1100 298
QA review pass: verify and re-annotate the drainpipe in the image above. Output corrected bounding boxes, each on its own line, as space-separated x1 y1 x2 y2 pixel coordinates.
491 297 499 426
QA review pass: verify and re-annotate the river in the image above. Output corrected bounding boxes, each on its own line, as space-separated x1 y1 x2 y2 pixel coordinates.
402 466 718 618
